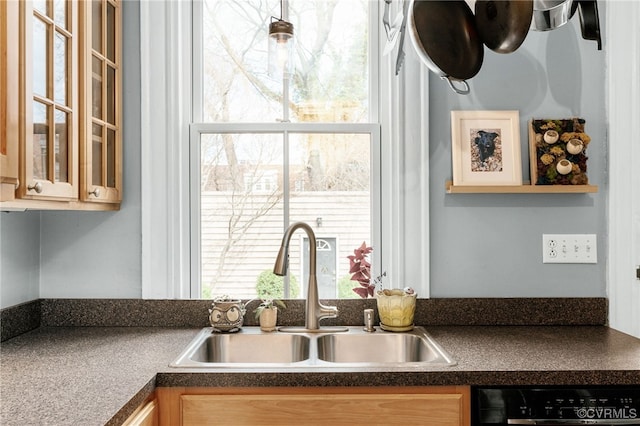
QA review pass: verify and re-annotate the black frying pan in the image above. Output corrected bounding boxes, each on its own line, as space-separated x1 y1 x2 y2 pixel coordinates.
474 0 534 54
577 0 602 50
408 0 484 94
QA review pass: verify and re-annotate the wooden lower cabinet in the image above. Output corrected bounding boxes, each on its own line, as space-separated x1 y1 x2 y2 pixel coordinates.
121 398 159 426
155 386 470 426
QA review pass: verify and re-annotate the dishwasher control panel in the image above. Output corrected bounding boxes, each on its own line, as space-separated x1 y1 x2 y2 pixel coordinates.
474 387 640 425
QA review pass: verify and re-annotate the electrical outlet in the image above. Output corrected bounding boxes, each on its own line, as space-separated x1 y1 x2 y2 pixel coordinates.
542 234 597 264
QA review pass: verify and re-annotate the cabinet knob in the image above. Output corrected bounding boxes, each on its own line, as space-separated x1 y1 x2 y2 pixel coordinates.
27 182 43 193
88 188 101 198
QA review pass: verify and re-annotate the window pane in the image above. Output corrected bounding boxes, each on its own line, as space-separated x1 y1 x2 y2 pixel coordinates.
199 132 372 299
289 0 369 123
33 17 48 98
92 56 102 118
106 1 116 62
54 0 66 29
54 31 67 105
33 0 47 16
201 0 369 123
106 65 115 124
288 133 371 299
54 108 68 182
201 0 277 122
33 101 48 180
92 123 102 185
92 0 102 53
107 128 115 187
200 133 285 299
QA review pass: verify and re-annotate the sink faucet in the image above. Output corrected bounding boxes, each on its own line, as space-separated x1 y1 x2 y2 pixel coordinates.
273 221 339 330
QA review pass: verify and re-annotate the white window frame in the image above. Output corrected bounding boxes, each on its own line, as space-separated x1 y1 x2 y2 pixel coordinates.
140 0 430 299
607 0 640 338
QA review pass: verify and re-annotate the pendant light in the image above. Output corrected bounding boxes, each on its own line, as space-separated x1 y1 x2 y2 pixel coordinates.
268 0 294 78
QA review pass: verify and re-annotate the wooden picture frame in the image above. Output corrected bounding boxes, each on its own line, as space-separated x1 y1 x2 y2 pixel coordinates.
451 110 522 186
528 118 590 185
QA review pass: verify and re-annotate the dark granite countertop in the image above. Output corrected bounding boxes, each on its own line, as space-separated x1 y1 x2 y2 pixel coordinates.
1 325 639 426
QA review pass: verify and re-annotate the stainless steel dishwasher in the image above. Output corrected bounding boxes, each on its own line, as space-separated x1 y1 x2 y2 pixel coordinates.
473 386 640 425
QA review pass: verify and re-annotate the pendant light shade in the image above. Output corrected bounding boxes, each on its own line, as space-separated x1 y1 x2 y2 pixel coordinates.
268 4 294 78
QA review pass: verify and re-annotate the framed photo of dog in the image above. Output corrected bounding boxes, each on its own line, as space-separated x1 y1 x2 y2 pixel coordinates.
450 110 522 186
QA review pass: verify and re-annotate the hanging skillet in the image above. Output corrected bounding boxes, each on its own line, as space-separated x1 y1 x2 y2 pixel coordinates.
577 0 602 50
408 0 484 95
474 0 533 54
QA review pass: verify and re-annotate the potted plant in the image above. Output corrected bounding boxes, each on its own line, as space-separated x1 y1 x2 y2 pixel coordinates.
254 299 286 332
349 242 376 298
376 287 417 331
349 242 417 331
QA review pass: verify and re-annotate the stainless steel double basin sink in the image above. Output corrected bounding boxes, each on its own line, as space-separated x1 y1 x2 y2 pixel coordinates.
170 326 456 369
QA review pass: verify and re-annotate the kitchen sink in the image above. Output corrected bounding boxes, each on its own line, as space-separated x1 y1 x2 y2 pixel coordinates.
170 328 311 367
170 326 456 369
316 332 448 363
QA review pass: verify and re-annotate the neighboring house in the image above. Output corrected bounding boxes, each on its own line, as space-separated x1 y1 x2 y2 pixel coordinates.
201 191 370 299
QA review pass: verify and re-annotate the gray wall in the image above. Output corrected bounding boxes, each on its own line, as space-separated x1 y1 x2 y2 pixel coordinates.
0 211 41 307
429 21 606 297
0 3 607 307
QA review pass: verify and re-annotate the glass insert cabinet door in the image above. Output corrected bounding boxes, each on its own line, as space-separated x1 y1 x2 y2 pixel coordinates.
18 0 79 200
81 0 121 203
13 0 121 204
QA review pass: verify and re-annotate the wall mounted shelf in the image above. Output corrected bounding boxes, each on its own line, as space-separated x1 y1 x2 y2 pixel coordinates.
445 181 598 194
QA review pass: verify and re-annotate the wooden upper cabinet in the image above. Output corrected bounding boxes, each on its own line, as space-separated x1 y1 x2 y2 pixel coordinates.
80 0 122 204
0 0 121 210
1 0 22 201
18 0 79 201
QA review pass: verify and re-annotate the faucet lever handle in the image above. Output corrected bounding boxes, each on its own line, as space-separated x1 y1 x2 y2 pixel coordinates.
318 303 338 319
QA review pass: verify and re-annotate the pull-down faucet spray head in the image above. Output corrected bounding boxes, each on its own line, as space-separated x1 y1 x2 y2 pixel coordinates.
273 245 288 276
